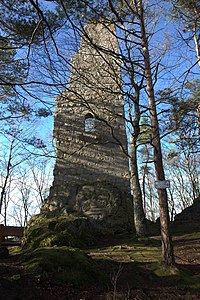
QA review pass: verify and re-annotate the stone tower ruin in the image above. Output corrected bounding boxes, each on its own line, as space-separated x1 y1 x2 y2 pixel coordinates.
46 21 133 232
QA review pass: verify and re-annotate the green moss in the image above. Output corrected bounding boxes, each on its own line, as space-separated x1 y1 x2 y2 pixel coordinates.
153 263 180 277
180 232 200 240
89 236 162 264
22 247 107 287
23 215 99 250
150 263 200 291
39 234 57 247
6 274 21 282
116 237 161 262
128 245 161 261
175 267 200 290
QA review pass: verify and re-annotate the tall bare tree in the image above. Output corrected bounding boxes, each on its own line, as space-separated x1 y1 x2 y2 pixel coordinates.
134 0 174 265
170 0 200 134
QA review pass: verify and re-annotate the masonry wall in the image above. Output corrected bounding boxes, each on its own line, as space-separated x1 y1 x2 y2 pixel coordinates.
47 21 133 230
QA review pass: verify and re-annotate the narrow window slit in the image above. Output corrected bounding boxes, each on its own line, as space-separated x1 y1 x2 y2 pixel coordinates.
85 113 95 132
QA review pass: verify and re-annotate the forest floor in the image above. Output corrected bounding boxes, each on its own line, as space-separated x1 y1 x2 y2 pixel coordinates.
0 231 200 300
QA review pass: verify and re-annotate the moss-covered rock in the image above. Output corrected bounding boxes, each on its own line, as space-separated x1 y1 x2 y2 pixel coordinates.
22 214 101 250
22 246 107 287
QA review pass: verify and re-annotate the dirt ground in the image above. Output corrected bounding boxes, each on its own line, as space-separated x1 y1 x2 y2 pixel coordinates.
0 234 200 300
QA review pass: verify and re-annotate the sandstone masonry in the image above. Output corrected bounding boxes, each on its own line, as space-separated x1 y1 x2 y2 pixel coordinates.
45 21 133 232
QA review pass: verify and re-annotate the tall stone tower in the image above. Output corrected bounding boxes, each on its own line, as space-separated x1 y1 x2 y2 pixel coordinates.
46 21 133 231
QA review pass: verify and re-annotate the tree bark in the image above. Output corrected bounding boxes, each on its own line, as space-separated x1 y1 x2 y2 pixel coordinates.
130 136 147 236
197 104 200 137
0 139 14 216
193 7 200 136
193 7 200 69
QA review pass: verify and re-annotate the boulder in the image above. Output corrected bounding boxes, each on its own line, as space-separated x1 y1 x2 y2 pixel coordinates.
174 201 200 222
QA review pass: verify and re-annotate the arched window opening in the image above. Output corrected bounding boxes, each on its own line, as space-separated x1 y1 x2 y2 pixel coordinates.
85 113 95 132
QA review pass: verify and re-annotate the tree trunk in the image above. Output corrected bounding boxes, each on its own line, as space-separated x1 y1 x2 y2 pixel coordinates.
138 0 175 265
193 7 200 69
0 139 14 215
130 136 147 236
142 164 147 217
147 170 155 222
193 7 200 136
197 104 200 137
